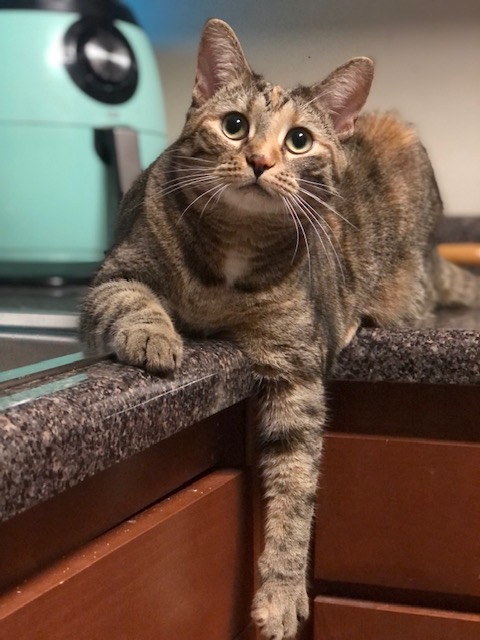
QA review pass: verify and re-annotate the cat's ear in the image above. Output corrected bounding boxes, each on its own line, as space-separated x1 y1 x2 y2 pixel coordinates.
313 57 374 140
192 18 252 106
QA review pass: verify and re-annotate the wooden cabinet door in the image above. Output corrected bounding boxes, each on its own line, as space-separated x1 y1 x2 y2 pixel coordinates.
0 470 253 640
314 596 480 640
315 433 480 598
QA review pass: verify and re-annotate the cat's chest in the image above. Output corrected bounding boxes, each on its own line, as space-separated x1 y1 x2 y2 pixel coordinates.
173 250 268 333
222 249 251 287
176 282 244 334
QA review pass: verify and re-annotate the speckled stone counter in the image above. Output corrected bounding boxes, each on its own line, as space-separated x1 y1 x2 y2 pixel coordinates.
0 340 255 523
334 324 480 385
1 216 480 525
1 308 479 524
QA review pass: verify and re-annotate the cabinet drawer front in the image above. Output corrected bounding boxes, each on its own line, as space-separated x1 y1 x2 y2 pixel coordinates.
315 434 480 596
0 470 252 640
314 596 480 640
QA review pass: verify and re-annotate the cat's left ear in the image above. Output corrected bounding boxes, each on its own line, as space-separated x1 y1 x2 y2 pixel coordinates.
192 18 252 106
313 57 374 140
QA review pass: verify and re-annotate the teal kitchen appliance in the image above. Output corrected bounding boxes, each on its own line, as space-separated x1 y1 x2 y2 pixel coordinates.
0 0 167 280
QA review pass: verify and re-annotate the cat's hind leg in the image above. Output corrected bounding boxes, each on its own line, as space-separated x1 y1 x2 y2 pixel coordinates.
430 253 480 309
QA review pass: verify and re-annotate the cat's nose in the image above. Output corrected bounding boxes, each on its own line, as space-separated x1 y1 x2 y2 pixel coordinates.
246 154 274 179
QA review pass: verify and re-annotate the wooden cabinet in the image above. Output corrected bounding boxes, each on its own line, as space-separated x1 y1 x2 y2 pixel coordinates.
314 596 480 639
313 381 480 639
0 470 253 640
0 403 255 640
315 433 480 596
3 380 480 639
0 403 248 594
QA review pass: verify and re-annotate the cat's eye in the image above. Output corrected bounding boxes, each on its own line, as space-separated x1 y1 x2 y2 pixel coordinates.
222 112 249 140
284 128 313 154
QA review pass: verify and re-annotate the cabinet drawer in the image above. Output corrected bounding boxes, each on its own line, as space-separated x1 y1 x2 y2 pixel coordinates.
315 434 480 596
314 596 480 639
0 470 252 640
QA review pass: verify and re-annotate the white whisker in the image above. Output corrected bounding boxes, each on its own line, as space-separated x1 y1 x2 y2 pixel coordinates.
157 175 219 198
296 177 343 200
281 196 300 264
291 194 336 276
156 172 213 189
199 183 229 218
292 194 346 285
176 181 224 225
297 186 357 230
284 196 311 281
212 184 229 207
163 166 216 174
304 200 342 249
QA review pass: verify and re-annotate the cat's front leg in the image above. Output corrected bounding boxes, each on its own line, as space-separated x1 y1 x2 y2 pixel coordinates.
252 377 325 640
81 279 183 374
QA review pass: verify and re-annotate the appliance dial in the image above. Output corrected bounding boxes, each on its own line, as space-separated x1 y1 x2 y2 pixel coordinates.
64 18 138 104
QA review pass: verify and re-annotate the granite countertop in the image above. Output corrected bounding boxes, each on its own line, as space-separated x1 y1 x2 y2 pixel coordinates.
1 216 479 525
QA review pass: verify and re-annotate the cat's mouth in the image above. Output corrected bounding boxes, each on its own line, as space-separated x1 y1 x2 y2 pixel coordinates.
222 178 280 214
238 179 274 197
241 183 266 192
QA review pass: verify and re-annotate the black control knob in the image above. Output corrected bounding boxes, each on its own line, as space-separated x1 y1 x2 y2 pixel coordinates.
64 18 138 104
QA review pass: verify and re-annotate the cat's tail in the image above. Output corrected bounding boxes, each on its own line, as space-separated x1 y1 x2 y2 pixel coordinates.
431 253 480 308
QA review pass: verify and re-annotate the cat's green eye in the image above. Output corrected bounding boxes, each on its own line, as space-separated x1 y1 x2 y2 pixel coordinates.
222 112 249 140
284 128 313 154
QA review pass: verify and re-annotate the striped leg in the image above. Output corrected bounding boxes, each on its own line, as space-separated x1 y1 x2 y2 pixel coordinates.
81 280 183 374
252 378 325 640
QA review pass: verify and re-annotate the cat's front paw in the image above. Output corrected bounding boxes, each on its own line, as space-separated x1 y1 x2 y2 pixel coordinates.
113 323 183 374
252 580 309 640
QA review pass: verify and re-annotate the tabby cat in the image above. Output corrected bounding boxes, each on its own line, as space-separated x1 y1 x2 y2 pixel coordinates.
80 18 480 639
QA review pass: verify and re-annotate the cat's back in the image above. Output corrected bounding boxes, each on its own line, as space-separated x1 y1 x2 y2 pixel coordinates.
347 111 431 180
342 111 440 222
353 111 418 157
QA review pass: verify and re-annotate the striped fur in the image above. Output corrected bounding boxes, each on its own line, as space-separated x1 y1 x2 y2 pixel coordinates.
80 19 480 640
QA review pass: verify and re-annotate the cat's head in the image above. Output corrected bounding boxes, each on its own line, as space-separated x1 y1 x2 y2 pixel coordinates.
171 19 373 220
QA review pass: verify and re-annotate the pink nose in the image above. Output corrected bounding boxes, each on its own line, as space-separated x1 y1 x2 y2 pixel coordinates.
246 154 274 178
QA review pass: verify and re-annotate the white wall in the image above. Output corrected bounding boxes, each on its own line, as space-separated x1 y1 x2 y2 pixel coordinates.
155 20 480 215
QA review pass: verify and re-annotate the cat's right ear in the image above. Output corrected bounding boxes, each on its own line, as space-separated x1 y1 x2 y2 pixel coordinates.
192 18 252 106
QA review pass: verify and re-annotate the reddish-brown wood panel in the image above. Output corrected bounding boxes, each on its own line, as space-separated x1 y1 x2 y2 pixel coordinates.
0 470 253 640
327 381 480 442
315 433 480 597
233 623 258 640
314 596 480 640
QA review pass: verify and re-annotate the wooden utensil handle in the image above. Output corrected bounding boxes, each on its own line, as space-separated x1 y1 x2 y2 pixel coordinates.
437 243 480 266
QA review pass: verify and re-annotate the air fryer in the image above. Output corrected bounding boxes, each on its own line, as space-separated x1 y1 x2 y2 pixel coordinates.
0 0 167 280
